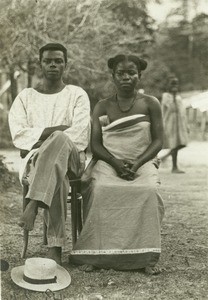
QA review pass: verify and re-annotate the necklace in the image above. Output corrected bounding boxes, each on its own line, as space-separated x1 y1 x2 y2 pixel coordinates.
116 93 137 113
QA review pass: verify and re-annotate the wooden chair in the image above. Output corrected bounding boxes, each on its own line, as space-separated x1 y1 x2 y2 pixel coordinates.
21 177 83 259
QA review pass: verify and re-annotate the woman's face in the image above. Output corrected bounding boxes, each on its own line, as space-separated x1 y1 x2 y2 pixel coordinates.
113 61 139 92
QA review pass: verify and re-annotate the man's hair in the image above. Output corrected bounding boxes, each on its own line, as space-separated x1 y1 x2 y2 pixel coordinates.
39 43 67 63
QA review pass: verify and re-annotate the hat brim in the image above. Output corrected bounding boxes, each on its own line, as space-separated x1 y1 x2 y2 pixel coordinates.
11 264 71 292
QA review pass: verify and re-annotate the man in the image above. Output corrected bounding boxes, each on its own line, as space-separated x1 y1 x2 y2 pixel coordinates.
9 43 91 264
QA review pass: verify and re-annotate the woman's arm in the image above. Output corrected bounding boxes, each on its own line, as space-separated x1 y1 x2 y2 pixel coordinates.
91 101 132 178
131 96 163 173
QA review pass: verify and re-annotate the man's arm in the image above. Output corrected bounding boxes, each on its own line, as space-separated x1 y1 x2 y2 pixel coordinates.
29 125 70 151
64 89 91 152
9 88 91 153
9 92 69 152
8 91 45 151
39 125 69 141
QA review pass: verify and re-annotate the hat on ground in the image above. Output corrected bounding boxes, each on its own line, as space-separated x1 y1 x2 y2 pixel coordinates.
11 257 71 292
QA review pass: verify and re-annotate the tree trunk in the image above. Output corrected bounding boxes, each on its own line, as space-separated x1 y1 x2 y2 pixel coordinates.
9 67 18 102
27 59 36 88
27 72 33 88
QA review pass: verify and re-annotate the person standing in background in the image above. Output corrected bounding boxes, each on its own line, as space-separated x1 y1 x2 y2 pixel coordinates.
161 76 189 173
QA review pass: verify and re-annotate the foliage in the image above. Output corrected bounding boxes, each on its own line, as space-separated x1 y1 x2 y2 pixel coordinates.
0 110 13 148
0 155 16 190
0 123 13 149
0 0 157 105
0 0 207 105
191 13 208 90
154 1 208 92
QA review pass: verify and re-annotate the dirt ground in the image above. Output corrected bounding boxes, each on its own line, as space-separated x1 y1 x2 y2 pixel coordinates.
0 142 208 300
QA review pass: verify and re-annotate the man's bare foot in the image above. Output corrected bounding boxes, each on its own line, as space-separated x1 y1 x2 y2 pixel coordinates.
172 168 185 174
48 247 62 265
78 264 98 272
18 200 38 231
145 266 162 275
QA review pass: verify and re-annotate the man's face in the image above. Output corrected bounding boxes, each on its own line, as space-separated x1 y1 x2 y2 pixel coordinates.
40 50 66 81
169 78 179 93
113 61 139 92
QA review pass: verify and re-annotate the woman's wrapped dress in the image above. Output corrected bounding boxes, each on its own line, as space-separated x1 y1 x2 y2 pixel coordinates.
70 114 164 270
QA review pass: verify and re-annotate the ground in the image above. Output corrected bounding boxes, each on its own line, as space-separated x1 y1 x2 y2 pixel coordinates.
0 142 208 300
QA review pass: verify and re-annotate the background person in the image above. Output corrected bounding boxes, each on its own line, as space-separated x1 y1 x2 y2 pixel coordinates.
161 76 189 173
8 43 91 264
70 54 164 275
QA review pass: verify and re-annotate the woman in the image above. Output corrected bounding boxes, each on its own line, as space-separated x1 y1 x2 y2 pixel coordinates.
70 54 164 274
161 76 189 173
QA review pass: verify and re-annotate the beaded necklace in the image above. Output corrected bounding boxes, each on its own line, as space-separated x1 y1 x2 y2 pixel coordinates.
116 92 137 113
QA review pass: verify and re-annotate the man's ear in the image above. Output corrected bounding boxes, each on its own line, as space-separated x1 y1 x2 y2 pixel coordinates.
111 73 115 82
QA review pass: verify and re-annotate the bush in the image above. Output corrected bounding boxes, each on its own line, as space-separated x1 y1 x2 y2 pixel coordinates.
0 115 13 149
0 155 16 191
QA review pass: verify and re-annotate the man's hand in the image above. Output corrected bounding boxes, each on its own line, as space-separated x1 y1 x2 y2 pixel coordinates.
20 149 29 158
40 125 69 141
55 125 69 131
32 140 44 149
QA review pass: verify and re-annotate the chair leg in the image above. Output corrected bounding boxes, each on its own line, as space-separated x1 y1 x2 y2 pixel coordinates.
22 230 29 259
43 221 47 245
77 194 83 234
21 185 29 258
70 184 78 247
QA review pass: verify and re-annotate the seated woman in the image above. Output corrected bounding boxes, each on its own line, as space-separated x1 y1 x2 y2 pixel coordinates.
70 54 165 274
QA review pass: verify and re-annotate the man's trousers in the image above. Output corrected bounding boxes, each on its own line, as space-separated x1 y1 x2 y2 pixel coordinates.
25 131 80 247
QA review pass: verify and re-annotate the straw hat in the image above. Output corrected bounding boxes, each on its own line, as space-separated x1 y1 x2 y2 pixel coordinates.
11 257 71 292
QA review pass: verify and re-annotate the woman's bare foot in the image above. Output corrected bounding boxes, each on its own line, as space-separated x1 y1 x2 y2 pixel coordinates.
78 264 98 272
172 168 185 174
18 200 38 231
145 266 162 275
48 247 62 265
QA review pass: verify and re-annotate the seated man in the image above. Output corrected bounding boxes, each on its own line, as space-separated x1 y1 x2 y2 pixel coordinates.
8 43 91 264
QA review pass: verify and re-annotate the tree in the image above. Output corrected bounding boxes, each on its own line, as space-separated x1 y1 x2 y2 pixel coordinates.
152 0 208 92
191 13 208 90
0 0 158 105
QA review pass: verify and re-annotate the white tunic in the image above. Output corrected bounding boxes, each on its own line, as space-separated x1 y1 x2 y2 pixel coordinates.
8 85 91 180
9 85 91 152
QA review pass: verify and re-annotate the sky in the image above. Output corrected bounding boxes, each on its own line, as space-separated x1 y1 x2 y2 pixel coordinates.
148 0 208 23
